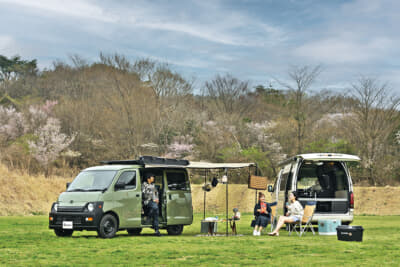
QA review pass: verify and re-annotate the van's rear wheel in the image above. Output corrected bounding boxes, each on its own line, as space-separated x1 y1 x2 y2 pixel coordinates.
167 225 183 235
98 214 118 238
127 228 142 235
54 228 73 237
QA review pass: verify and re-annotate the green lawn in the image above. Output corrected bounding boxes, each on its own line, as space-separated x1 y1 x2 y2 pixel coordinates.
0 214 398 266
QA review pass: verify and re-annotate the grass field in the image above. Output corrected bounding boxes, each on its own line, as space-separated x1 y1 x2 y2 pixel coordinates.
0 214 399 266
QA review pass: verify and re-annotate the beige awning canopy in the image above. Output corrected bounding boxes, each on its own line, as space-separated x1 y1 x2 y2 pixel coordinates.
187 161 255 169
144 161 255 169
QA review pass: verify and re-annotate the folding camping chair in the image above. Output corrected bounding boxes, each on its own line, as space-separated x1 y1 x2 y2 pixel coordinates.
288 201 316 236
269 202 277 232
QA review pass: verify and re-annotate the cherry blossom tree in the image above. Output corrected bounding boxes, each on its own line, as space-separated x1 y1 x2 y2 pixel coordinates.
28 117 75 176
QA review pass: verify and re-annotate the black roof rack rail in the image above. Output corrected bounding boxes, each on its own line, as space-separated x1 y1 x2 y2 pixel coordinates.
100 160 143 165
101 156 189 166
139 156 189 166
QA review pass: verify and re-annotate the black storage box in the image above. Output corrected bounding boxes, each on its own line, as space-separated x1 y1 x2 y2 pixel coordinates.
336 225 364 242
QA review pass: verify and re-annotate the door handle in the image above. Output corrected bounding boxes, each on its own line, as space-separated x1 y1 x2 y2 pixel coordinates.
136 194 140 197
169 194 172 200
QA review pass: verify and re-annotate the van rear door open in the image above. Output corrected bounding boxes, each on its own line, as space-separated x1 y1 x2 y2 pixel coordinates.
298 153 360 162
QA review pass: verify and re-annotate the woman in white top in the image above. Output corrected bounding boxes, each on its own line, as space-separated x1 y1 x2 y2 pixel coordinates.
268 191 304 236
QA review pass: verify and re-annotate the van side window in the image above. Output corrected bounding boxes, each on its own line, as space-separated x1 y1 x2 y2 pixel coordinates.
115 171 136 190
166 172 189 191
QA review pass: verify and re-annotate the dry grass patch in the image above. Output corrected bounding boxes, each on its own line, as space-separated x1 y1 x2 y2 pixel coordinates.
0 164 70 215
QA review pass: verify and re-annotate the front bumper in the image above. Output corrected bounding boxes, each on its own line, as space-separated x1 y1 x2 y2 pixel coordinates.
49 204 103 231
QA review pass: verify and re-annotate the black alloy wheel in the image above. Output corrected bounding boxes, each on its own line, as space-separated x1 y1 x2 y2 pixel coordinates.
98 214 118 238
166 225 183 235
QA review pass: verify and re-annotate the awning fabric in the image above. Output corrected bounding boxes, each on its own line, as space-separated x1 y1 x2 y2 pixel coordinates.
144 161 255 169
187 161 255 169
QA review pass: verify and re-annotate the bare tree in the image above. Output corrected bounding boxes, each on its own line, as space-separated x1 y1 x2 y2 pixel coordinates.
344 76 400 185
277 65 322 153
203 74 251 116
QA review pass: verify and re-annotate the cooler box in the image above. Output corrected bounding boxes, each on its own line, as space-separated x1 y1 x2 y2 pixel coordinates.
337 225 364 242
318 219 341 235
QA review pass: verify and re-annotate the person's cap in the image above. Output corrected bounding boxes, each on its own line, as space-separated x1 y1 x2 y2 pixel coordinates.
145 173 155 179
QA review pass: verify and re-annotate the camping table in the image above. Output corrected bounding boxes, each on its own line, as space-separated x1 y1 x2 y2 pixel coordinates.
201 220 219 235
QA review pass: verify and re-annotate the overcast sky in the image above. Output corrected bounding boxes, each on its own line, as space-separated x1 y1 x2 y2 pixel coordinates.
1 0 399 93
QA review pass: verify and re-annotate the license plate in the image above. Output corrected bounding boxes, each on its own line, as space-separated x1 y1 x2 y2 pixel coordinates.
63 221 73 229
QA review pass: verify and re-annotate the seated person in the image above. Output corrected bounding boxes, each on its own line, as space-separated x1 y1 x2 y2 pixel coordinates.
253 192 271 236
268 191 303 236
142 173 161 236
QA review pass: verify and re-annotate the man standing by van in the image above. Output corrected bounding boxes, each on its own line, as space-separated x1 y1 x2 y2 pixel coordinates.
142 173 161 236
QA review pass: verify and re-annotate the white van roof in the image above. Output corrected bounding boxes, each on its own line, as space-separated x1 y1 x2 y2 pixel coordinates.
298 153 361 162
279 153 360 165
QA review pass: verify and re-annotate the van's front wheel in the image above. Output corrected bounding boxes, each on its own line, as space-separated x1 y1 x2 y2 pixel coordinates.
167 225 183 235
54 228 73 237
98 214 118 238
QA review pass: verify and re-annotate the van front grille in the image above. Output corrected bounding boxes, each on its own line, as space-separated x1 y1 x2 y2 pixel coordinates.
58 206 84 212
55 216 83 225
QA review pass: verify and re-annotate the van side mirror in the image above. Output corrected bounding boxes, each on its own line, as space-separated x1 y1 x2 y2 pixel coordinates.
66 182 71 190
268 185 273 192
114 183 125 191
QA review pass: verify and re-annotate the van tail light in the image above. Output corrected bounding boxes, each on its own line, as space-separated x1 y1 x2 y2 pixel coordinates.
350 192 354 209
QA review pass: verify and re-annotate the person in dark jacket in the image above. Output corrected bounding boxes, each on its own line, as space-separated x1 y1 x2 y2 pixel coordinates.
142 173 161 236
253 192 271 236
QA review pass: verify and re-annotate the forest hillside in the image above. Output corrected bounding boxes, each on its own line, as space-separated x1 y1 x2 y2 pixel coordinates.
1 54 399 185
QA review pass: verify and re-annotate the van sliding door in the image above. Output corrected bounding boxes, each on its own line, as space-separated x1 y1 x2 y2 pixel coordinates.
165 170 193 225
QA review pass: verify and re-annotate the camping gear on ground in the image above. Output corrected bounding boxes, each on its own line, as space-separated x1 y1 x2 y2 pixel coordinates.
248 175 267 190
229 208 240 235
190 161 257 236
336 225 364 242
318 219 341 235
201 219 218 235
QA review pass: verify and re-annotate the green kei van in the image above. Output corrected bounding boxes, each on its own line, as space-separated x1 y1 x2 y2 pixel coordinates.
49 157 193 238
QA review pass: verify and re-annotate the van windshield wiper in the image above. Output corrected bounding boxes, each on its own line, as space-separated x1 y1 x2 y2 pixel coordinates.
86 188 107 192
68 188 88 192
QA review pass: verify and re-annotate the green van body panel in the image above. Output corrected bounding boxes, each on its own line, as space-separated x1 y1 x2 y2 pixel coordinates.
50 164 193 233
165 170 193 225
58 192 102 207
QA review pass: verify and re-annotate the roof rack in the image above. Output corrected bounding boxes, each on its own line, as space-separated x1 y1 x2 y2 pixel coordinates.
100 160 143 165
101 156 189 166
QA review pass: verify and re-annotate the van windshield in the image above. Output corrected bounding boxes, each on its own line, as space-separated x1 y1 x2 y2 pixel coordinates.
67 170 117 192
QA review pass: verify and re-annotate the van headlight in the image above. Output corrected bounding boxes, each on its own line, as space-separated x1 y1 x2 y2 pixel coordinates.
53 203 58 212
87 203 94 212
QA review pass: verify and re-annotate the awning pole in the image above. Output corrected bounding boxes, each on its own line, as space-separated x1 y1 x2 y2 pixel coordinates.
225 168 228 236
203 169 207 220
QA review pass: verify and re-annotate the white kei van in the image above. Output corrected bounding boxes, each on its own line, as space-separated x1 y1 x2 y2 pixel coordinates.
268 153 360 225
